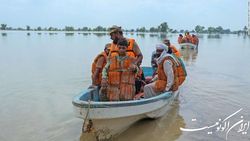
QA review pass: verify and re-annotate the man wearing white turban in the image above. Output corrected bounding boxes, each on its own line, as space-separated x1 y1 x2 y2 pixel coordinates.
144 43 179 98
151 43 169 75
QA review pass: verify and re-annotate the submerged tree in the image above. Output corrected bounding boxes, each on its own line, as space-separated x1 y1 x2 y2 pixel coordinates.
194 25 205 33
65 26 74 31
26 25 30 31
1 24 7 30
158 22 169 33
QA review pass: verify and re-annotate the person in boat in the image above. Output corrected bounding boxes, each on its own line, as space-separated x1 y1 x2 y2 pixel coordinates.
178 34 183 44
90 43 111 88
144 43 186 98
151 43 169 77
163 39 181 57
185 32 192 43
101 38 138 101
191 34 199 46
108 25 143 65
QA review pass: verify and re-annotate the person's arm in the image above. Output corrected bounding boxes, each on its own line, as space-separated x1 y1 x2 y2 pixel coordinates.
151 51 157 68
133 41 143 65
102 60 110 79
163 60 174 91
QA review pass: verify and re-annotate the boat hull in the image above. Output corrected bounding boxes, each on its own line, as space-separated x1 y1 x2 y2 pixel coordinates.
73 89 179 140
179 43 198 49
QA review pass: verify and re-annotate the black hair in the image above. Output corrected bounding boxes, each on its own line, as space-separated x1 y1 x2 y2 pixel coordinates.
167 48 173 54
117 38 128 47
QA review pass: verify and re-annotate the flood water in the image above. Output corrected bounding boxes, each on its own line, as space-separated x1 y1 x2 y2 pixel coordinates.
0 31 250 141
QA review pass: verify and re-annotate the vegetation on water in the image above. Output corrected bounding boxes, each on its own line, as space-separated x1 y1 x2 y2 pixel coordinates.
0 22 249 35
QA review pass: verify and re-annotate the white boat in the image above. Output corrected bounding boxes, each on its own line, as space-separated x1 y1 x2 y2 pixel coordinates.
72 67 180 140
179 42 198 49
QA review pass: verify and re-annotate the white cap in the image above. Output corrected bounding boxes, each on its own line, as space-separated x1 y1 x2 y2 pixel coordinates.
156 43 168 52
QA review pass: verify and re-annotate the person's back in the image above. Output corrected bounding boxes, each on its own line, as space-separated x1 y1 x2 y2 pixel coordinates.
91 43 110 87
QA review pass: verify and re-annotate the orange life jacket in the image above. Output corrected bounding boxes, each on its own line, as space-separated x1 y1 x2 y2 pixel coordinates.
191 36 199 45
109 38 136 57
178 37 183 44
170 45 181 57
107 56 136 101
91 52 107 85
186 35 192 43
181 37 187 43
154 55 186 92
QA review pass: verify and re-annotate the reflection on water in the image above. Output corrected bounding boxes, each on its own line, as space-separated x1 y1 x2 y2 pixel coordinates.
136 33 145 38
116 100 185 141
149 33 158 37
92 32 108 37
207 34 221 39
79 100 184 141
65 33 75 36
2 32 7 36
180 48 198 66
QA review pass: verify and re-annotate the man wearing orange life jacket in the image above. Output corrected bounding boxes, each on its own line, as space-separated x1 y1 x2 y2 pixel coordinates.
91 43 111 87
178 34 183 44
109 25 143 65
144 43 186 98
185 32 192 43
191 34 199 46
163 39 181 57
101 38 138 101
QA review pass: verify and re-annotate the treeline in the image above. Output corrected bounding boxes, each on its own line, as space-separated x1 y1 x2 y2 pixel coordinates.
0 23 249 34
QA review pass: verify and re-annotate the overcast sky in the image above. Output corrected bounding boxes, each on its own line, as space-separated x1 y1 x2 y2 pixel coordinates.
0 0 248 30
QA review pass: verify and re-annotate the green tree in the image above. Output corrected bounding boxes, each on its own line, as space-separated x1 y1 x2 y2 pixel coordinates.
26 25 30 31
158 22 169 33
180 29 184 33
195 25 205 33
215 26 223 33
82 27 88 31
243 26 248 34
93 26 106 31
208 27 216 34
65 26 74 31
1 24 7 30
222 29 231 34
37 27 42 31
149 27 158 32
136 27 146 32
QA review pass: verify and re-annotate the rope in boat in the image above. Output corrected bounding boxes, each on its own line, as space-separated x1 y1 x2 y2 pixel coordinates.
82 99 91 133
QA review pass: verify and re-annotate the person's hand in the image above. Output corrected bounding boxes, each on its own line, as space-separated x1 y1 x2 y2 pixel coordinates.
129 64 137 72
101 78 108 87
88 85 97 89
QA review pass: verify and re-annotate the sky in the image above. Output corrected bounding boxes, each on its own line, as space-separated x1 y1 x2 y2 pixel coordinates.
0 0 249 30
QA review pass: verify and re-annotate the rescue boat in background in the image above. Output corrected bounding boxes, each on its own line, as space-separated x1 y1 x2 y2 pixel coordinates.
179 42 198 49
